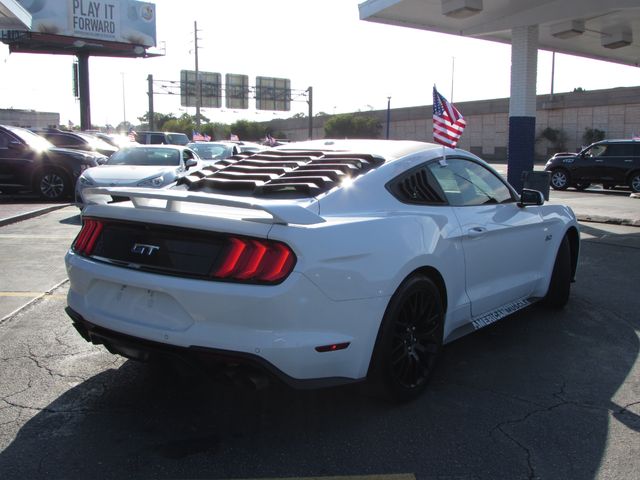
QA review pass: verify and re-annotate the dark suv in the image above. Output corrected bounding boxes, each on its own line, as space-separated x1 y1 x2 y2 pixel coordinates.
545 139 640 192
0 125 107 200
37 129 118 157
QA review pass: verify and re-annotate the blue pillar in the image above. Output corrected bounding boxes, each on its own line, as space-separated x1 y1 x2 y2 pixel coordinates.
507 26 538 193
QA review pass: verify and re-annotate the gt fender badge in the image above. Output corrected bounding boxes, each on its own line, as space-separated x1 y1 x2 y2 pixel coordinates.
131 243 160 256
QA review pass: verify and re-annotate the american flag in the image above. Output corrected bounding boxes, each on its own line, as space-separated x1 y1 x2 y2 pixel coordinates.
432 86 466 148
127 128 137 142
192 131 205 141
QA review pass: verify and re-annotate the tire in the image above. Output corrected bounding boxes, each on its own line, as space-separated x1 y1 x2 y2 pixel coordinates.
550 169 570 190
368 274 444 401
574 182 590 191
35 169 69 200
542 235 571 309
629 172 640 193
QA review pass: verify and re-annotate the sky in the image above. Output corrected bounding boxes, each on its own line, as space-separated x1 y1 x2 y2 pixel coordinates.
1 0 639 129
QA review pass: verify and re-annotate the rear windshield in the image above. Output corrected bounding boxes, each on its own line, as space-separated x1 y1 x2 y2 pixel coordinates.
107 147 181 166
167 133 189 146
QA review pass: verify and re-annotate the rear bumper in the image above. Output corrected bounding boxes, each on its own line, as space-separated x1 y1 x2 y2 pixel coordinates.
66 306 357 389
65 251 390 385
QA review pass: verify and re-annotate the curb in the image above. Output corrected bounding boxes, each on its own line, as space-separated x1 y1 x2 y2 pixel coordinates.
576 214 640 227
0 203 71 228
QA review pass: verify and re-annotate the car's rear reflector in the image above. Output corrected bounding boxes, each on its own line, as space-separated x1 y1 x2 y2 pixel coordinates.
315 342 350 353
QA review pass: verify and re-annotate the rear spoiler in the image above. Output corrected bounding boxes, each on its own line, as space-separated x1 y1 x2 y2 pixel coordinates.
82 187 325 225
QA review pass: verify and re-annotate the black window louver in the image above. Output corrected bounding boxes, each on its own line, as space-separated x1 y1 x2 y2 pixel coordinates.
177 150 385 197
394 169 446 204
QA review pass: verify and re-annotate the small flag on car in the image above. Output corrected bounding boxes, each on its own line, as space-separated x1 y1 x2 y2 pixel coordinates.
432 86 466 148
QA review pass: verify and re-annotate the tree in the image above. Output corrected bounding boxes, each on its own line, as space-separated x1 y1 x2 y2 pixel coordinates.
582 127 606 146
324 114 381 139
228 120 268 141
137 112 177 131
201 122 231 141
538 127 568 152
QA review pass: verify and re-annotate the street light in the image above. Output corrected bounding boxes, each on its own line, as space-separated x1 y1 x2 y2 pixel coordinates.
386 96 391 139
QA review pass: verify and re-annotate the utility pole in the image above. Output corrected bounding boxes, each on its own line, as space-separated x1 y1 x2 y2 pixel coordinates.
194 21 201 129
147 74 154 130
307 86 313 140
550 51 556 101
451 57 455 102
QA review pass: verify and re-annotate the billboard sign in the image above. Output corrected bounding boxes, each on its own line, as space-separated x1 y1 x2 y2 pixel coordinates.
13 0 156 46
180 70 221 108
256 76 291 111
225 73 249 109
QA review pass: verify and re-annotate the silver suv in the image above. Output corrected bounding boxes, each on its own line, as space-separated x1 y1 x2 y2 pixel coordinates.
135 131 189 146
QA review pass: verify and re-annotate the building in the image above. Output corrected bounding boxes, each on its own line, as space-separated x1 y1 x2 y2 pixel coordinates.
269 85 640 162
0 108 60 129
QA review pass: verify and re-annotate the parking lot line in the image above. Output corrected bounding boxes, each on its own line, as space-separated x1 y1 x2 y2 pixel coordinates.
0 291 67 299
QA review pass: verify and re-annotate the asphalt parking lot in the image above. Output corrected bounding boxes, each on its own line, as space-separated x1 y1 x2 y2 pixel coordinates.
0 191 638 480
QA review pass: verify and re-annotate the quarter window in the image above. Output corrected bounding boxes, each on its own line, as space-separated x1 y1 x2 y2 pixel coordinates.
428 158 514 206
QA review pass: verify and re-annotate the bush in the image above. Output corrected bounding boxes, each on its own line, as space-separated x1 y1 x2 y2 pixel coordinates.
582 127 606 146
538 127 567 151
324 114 381 139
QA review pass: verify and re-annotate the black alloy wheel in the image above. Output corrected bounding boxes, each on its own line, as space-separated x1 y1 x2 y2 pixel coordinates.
36 169 68 200
370 275 444 401
629 172 640 193
550 169 570 190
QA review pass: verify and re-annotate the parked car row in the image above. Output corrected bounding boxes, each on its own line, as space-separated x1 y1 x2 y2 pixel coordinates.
0 126 258 201
0 125 107 200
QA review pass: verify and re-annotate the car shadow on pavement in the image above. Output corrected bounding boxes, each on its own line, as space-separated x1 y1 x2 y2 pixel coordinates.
0 289 637 480
59 213 82 226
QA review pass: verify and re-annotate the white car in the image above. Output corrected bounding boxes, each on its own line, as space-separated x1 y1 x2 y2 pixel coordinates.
75 145 202 208
65 140 579 399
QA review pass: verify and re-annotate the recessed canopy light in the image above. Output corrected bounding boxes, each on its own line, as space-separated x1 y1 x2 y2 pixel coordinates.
441 0 483 19
550 20 585 39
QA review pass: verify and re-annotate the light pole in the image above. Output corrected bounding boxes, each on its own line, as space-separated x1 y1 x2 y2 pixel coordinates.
386 96 391 139
121 72 126 127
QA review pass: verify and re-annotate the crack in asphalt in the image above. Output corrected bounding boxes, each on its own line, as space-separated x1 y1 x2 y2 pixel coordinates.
445 381 550 409
619 400 640 413
25 345 87 383
490 380 640 480
490 382 576 480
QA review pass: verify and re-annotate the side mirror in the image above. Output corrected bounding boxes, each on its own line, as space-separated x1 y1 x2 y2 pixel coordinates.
185 158 197 168
518 188 545 207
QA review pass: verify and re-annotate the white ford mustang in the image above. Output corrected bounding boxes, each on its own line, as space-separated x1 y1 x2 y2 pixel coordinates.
65 139 579 400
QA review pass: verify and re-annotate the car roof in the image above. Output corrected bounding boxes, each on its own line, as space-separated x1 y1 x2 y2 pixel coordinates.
593 139 640 145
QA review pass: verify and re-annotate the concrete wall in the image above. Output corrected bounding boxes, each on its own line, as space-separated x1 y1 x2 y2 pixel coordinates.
268 86 640 161
0 109 60 129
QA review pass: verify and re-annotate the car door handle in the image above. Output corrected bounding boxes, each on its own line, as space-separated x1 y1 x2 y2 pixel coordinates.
467 227 487 237
595 159 604 163
625 159 633 163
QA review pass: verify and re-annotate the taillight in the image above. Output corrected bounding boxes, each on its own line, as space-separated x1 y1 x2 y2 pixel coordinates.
72 218 104 256
211 236 296 284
